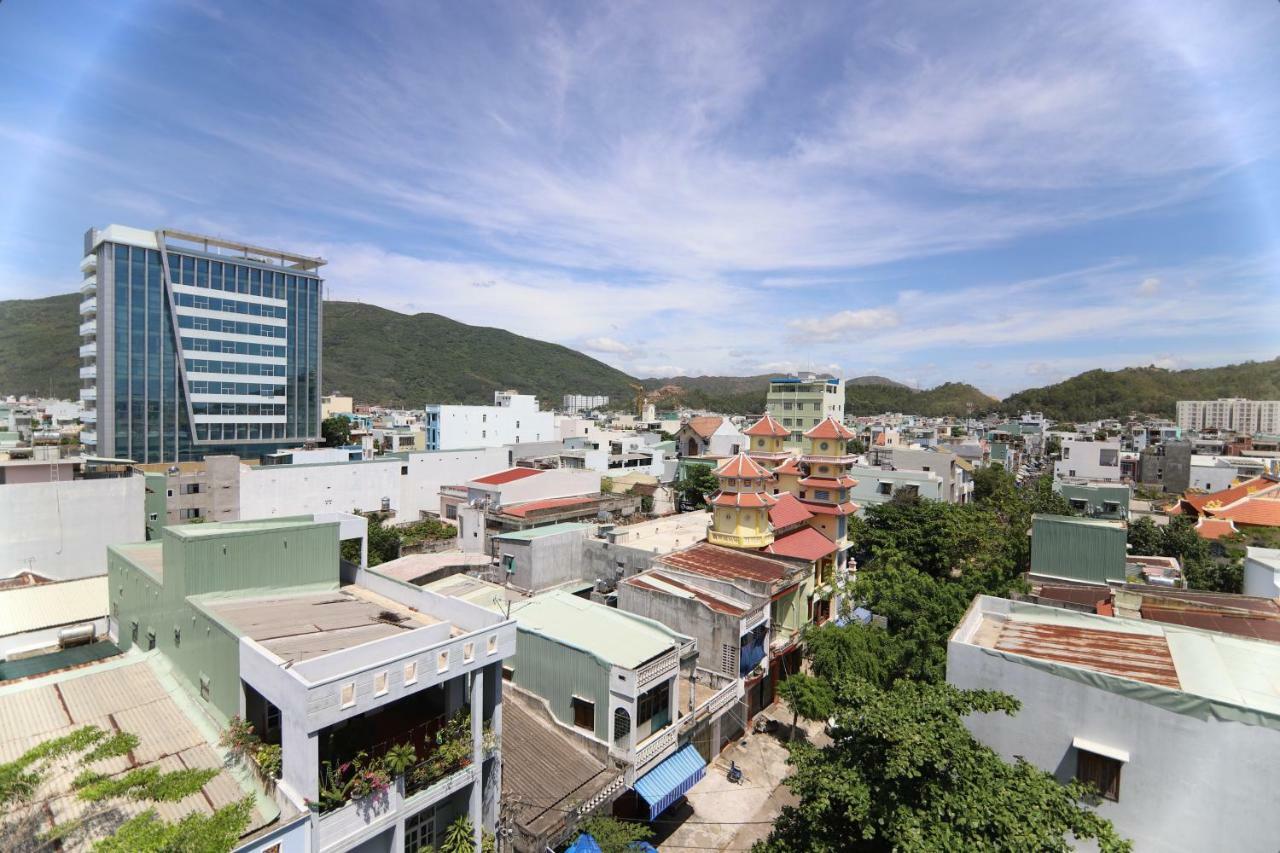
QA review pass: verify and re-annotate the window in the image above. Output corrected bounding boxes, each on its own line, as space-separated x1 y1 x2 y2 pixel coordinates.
1069 498 1088 511
131 620 138 643
502 665 514 681
437 650 450 673
487 634 498 655
502 554 516 575
166 489 174 498
877 482 892 496
572 697 595 730
404 805 436 853
404 661 418 685
199 674 210 701
374 671 389 697
1076 750 1121 801
636 679 671 727
148 512 159 522
401 465 409 476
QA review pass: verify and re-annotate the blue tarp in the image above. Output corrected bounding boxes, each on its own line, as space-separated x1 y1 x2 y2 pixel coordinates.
633 744 706 819
835 607 873 627
565 835 603 853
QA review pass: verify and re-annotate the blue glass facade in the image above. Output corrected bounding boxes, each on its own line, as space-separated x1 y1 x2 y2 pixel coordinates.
101 240 322 463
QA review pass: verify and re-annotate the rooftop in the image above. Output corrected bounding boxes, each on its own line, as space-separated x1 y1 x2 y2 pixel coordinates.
956 596 1280 724
622 570 752 617
659 542 796 586
683 416 726 439
601 511 709 554
472 467 544 486
0 576 107 638
507 590 685 669
495 522 593 541
203 587 442 663
764 527 839 562
372 551 494 584
0 656 277 845
768 493 815 529
499 496 599 519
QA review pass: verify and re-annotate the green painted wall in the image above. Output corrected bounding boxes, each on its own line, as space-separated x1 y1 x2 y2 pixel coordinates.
508 629 611 741
108 518 343 721
1030 515 1127 584
1056 482 1131 519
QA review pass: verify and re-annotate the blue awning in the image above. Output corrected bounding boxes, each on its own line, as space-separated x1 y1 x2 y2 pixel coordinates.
634 744 706 819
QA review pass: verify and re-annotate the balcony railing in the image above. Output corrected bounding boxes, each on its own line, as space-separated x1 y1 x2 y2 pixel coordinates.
79 365 97 380
314 764 476 852
80 409 96 424
80 275 96 295
79 254 97 274
79 320 96 337
636 650 679 691
634 726 678 772
79 343 96 358
79 387 96 401
79 297 97 316
80 430 97 445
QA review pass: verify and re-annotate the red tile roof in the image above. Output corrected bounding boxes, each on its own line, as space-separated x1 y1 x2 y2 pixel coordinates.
1195 517 1239 540
743 413 790 438
1215 498 1280 528
804 417 854 441
715 453 773 479
683 416 725 439
1183 477 1280 513
764 527 838 562
659 543 794 584
501 495 596 518
473 467 543 486
798 475 857 489
710 491 778 508
774 458 804 476
768 493 814 529
799 499 859 516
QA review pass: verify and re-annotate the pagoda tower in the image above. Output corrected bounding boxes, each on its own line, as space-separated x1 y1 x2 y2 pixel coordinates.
796 416 859 573
707 452 777 549
743 412 791 470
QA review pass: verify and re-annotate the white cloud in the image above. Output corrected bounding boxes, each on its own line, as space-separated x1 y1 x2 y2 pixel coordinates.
787 308 899 342
581 336 633 355
1138 277 1161 297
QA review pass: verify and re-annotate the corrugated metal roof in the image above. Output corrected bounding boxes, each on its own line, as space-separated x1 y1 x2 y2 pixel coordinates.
634 744 706 818
0 576 107 637
659 543 794 585
508 590 683 669
495 522 594 541
993 619 1181 690
473 467 544 485
623 570 750 616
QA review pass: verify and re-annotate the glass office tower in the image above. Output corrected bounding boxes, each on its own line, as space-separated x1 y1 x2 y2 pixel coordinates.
78 225 324 463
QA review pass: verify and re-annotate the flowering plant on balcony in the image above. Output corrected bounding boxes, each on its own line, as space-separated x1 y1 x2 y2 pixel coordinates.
409 709 474 792
313 751 392 812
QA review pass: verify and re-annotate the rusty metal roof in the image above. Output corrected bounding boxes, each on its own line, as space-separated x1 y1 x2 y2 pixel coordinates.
659 542 796 586
992 619 1181 690
622 570 751 616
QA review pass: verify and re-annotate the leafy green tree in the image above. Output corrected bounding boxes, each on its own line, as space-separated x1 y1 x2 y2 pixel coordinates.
342 512 402 567
1126 516 1162 555
675 463 719 510
776 673 834 740
600 476 614 494
855 499 1015 581
758 679 1130 853
577 815 653 853
803 620 900 689
321 415 352 448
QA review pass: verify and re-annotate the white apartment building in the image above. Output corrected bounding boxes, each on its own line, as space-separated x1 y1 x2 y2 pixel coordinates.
1177 398 1280 435
1055 438 1123 483
424 391 555 451
949 595 1280 853
562 394 610 414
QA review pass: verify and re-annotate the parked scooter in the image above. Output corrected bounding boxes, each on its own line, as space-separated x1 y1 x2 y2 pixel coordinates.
727 761 744 784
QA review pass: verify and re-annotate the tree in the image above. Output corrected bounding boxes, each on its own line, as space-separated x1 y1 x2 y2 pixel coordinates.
1126 516 1162 555
342 512 402 567
0 724 251 852
804 620 901 689
775 673 834 741
759 679 1130 853
577 816 653 853
674 463 719 510
321 415 352 448
600 476 614 494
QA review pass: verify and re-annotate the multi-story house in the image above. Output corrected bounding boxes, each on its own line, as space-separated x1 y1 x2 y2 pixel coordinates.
765 375 845 443
424 390 554 451
108 516 515 852
1055 437 1123 483
78 225 324 463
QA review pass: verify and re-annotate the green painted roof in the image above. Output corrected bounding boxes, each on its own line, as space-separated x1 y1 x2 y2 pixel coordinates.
508 589 683 668
494 522 593 541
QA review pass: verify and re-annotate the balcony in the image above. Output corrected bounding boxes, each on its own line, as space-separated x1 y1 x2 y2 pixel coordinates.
79 387 96 402
79 343 96 358
79 364 97 380
79 320 96 337
80 275 97 296
80 430 97 446
79 297 97 316
79 253 97 274
707 529 774 549
80 409 96 424
634 726 679 774
314 763 476 853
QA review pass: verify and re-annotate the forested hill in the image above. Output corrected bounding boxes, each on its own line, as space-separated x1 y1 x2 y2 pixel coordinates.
1000 359 1280 421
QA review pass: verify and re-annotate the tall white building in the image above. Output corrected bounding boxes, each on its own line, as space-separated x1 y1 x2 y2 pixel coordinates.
562 393 609 413
1176 398 1280 434
424 390 554 450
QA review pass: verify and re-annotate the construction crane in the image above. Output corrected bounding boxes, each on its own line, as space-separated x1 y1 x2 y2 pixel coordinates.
629 383 648 418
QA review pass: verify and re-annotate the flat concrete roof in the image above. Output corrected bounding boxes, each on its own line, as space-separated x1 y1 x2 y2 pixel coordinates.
114 542 165 579
204 587 441 662
374 551 494 584
495 522 593 542
604 511 709 554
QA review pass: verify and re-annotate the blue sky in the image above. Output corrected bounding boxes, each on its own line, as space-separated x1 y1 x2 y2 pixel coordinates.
1 0 1278 396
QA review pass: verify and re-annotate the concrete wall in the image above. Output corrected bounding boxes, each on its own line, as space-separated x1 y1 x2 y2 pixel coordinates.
848 465 944 514
581 539 661 589
496 527 589 593
474 468 601 508
241 459 402 519
617 584 746 678
1188 462 1237 493
948 631 1280 852
1243 549 1280 599
400 448 508 520
0 475 145 579
1055 439 1123 483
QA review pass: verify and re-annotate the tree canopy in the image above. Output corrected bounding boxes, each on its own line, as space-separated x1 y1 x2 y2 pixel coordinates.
320 415 352 448
674 463 719 510
759 679 1130 852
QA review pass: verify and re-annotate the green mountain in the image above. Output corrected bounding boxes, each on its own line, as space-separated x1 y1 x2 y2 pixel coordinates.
0 293 81 399
1000 359 1280 421
321 301 637 406
3 292 1275 422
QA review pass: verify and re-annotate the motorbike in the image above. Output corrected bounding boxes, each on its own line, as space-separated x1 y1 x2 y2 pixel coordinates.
727 761 744 784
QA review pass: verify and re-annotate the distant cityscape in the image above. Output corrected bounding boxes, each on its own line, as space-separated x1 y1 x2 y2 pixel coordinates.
0 224 1278 851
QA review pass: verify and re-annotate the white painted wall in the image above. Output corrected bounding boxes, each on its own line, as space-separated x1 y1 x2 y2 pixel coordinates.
1188 460 1238 493
0 476 145 580
948 612 1280 852
400 448 509 519
1244 548 1280 599
469 468 601 509
1055 438 1123 482
425 393 554 450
